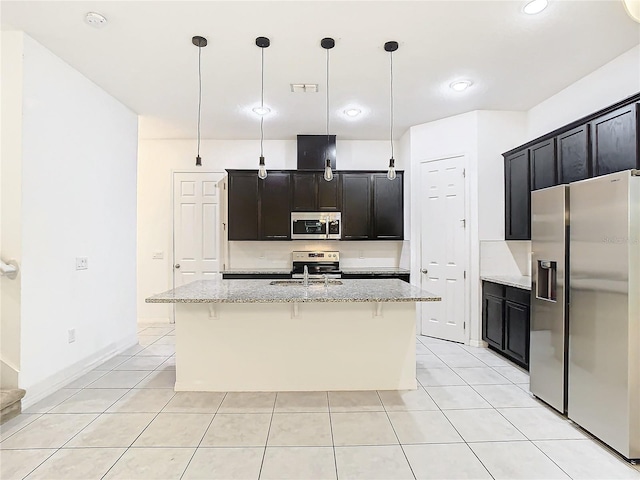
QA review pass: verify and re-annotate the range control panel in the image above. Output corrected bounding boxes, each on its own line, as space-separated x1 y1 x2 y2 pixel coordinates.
292 251 340 262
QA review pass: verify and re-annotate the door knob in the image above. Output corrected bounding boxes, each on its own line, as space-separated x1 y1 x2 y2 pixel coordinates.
175 264 181 269
421 268 428 274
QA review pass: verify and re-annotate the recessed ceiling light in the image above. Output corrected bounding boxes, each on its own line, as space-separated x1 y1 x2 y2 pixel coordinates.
252 106 271 116
85 12 107 28
344 108 362 117
523 0 548 15
449 80 473 92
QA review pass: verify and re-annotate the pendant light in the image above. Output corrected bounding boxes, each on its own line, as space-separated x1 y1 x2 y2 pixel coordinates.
256 36 270 180
385 41 398 180
321 37 335 182
192 36 207 166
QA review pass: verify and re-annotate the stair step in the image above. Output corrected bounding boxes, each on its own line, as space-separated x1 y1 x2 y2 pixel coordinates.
1 389 26 424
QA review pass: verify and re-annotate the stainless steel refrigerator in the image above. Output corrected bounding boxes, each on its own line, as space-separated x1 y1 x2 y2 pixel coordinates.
531 170 640 461
530 184 569 414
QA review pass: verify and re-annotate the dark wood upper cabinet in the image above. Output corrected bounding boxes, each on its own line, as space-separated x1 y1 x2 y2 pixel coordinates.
292 172 316 211
503 93 640 241
317 173 341 211
260 172 291 240
291 172 341 211
557 124 590 184
227 172 259 241
504 150 531 240
372 173 404 239
341 174 371 240
530 139 557 190
590 104 638 176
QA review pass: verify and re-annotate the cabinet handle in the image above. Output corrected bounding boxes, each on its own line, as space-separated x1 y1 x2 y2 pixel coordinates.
421 268 428 274
175 264 181 269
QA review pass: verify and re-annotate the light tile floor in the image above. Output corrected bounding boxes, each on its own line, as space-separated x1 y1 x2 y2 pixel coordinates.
1 323 639 480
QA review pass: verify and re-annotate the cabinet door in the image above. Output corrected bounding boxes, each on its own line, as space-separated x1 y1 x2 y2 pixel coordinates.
530 139 557 190
292 172 317 211
260 172 291 240
504 150 531 240
557 124 590 184
482 294 504 349
372 173 403 239
342 173 371 239
504 300 529 366
591 104 638 176
317 173 341 211
227 172 259 240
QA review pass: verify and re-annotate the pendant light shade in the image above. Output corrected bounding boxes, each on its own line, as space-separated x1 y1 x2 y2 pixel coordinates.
192 35 207 166
256 36 270 180
385 41 398 180
322 37 335 182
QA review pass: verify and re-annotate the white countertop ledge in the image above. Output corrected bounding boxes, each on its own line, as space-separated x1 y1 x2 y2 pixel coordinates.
146 278 440 304
481 275 532 291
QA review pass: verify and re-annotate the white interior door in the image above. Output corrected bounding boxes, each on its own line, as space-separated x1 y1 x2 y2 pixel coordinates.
173 172 224 292
420 156 467 343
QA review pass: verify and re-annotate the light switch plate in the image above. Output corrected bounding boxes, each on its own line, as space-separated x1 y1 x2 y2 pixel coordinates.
76 257 88 270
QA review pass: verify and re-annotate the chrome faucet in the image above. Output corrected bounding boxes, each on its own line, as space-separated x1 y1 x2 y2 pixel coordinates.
303 265 309 287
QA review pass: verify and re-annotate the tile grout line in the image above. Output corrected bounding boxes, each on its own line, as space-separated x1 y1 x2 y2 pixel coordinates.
178 391 228 480
416 344 498 480
374 390 417 480
256 393 277 480
98 330 176 479
326 391 338 480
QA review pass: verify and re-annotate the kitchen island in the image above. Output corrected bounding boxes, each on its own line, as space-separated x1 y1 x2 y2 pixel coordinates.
146 278 440 392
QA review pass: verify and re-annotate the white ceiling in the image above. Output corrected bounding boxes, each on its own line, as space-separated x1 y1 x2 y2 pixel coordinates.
2 1 639 140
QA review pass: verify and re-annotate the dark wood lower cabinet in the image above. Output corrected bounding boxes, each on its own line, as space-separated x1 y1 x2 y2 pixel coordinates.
482 281 530 370
504 300 529 366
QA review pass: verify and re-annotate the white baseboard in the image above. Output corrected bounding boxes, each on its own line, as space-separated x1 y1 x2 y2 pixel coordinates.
21 334 138 409
469 339 488 348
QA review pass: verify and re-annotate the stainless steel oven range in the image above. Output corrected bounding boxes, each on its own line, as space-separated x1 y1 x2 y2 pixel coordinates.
291 251 341 279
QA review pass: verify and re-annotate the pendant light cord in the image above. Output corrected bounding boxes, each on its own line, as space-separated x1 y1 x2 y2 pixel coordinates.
260 47 265 157
326 47 330 149
197 44 202 158
390 49 394 159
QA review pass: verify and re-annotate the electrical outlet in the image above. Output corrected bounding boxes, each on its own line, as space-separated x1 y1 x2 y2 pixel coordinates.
68 328 76 343
152 251 164 260
76 257 88 270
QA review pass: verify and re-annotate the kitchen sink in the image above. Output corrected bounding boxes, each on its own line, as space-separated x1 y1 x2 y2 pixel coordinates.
269 280 343 286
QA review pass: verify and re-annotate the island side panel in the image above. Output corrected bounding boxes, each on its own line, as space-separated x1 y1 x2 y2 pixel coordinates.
174 302 417 392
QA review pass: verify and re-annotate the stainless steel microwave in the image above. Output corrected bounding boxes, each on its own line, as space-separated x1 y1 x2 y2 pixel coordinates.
291 212 341 240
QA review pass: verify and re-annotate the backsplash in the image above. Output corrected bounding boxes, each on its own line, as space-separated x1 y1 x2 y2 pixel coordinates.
228 241 408 270
480 240 531 276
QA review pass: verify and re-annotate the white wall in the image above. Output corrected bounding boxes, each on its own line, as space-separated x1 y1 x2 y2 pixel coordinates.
1 31 24 388
19 35 138 403
527 44 640 141
137 138 408 322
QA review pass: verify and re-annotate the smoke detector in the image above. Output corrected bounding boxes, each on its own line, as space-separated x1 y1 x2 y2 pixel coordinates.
291 84 318 93
85 12 107 28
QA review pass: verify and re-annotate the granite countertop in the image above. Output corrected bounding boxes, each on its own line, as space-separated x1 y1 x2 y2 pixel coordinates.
222 268 411 275
223 269 292 275
146 278 440 304
481 275 531 291
341 267 410 275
